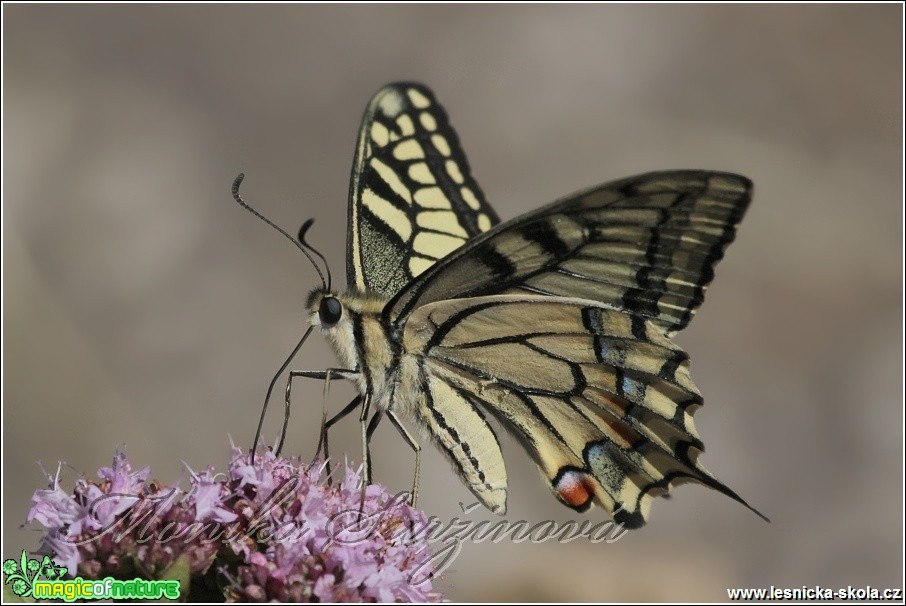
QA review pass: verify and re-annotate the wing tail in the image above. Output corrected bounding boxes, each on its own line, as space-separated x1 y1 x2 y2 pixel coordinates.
407 295 767 528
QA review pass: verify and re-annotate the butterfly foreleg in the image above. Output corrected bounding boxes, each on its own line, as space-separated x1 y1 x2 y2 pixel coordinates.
357 394 372 514
316 394 363 485
386 409 422 508
280 368 357 457
364 411 384 484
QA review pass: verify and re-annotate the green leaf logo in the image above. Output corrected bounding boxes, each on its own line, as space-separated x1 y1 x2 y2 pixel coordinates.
2 550 68 598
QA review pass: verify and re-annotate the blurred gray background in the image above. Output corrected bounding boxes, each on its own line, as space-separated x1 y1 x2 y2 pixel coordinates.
4 4 902 601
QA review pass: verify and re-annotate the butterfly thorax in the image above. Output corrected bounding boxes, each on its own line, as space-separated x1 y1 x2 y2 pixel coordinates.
307 289 402 410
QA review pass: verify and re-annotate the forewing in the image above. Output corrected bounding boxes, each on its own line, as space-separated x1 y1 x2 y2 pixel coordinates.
389 170 751 336
347 82 500 298
403 295 766 527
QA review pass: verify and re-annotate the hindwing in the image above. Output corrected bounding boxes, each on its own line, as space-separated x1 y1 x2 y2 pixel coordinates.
402 295 766 527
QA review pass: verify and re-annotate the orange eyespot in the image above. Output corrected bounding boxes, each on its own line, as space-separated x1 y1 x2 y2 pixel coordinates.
554 470 594 510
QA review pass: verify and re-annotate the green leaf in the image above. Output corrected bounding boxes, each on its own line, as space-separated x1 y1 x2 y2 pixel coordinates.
18 552 28 582
158 555 191 600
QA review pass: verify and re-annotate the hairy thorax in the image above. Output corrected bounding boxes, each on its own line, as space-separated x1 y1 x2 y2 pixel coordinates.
308 290 418 414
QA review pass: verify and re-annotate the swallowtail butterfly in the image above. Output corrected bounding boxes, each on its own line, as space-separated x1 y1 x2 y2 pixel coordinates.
235 82 767 528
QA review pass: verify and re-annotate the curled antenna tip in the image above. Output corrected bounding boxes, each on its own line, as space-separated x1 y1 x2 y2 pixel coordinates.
297 217 332 291
232 173 245 196
298 218 316 242
229 173 328 291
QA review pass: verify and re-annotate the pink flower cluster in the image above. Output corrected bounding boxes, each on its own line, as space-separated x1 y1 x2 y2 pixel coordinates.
26 448 443 602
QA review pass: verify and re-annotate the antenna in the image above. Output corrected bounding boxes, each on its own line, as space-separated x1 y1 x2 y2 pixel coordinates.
230 173 330 462
298 219 332 292
231 173 327 290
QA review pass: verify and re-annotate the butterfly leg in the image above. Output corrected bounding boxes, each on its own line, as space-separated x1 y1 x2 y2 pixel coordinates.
279 368 357 456
364 411 384 483
357 394 372 514
317 395 363 485
386 409 421 508
313 368 337 470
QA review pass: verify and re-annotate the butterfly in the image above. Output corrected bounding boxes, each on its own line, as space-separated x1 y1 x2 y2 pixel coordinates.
234 82 767 528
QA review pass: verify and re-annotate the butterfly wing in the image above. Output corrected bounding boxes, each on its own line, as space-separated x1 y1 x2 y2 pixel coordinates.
347 82 500 298
344 86 757 524
388 170 751 337
402 295 766 527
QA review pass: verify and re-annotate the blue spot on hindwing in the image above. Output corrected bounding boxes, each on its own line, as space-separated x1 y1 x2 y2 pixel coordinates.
621 375 644 400
596 338 627 366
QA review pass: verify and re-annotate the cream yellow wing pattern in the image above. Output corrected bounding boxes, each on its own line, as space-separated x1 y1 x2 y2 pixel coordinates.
390 170 765 527
347 83 499 298
403 295 765 527
389 171 750 336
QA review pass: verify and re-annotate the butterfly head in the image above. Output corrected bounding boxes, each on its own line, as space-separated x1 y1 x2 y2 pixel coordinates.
305 289 384 331
318 294 343 326
306 289 346 331
305 288 382 374
305 290 350 370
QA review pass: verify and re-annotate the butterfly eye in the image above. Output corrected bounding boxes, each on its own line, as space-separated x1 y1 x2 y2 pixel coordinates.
319 296 343 326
